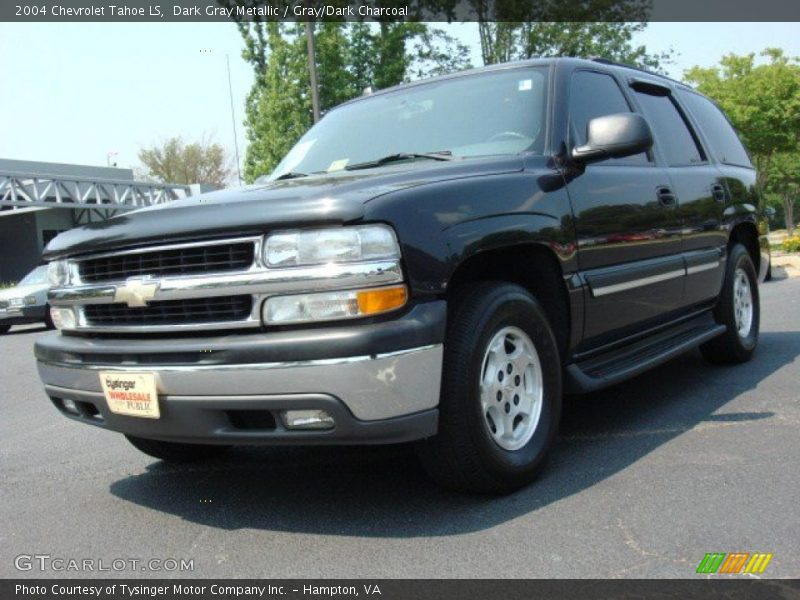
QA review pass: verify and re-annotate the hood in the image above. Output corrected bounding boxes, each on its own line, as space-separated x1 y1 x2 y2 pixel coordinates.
43 156 524 259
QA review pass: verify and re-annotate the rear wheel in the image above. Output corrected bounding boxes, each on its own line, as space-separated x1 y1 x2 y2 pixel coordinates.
416 282 562 494
125 435 231 462
701 244 760 364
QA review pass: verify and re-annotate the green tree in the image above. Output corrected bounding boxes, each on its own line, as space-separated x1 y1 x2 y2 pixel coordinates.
471 0 669 71
228 15 471 180
138 136 232 188
347 21 470 88
349 22 375 94
315 22 358 109
373 22 424 89
242 23 311 182
410 25 472 79
518 22 669 71
765 152 800 234
685 49 800 196
479 21 669 69
478 22 518 65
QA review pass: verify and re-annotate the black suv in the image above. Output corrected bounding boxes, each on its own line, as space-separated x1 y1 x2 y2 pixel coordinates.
35 58 769 493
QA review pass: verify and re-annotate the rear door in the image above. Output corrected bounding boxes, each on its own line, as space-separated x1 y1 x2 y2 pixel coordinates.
565 69 683 347
629 81 727 307
676 88 760 283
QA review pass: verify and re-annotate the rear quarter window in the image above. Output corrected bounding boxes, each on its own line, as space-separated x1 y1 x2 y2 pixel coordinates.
677 90 752 168
633 90 704 166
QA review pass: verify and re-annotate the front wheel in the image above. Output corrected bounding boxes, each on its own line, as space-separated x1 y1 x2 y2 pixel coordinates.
701 243 760 364
125 435 231 462
0 324 10 335
416 282 562 494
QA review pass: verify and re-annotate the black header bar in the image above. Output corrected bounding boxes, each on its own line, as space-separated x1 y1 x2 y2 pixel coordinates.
5 579 800 600
3 0 800 22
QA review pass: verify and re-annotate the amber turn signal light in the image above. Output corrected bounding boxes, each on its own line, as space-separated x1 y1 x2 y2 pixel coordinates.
356 285 408 315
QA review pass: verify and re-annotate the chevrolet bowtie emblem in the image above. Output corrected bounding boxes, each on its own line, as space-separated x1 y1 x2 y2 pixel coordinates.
114 278 159 307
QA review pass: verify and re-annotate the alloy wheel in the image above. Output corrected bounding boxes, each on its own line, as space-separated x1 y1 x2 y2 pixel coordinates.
479 326 544 451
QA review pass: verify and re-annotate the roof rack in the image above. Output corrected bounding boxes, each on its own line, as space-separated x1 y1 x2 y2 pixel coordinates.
588 57 685 87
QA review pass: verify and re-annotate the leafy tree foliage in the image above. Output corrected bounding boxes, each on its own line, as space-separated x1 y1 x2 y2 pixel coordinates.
478 21 670 70
138 136 232 188
765 152 800 234
411 26 473 79
242 23 311 182
315 22 356 109
228 16 471 181
517 22 669 70
349 22 376 94
470 0 670 71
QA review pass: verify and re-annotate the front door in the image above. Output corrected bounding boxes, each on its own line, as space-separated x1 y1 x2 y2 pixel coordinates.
565 69 684 347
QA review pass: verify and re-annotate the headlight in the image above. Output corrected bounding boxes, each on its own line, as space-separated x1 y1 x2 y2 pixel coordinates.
264 225 400 268
24 295 37 305
49 307 77 330
47 260 70 286
263 285 407 325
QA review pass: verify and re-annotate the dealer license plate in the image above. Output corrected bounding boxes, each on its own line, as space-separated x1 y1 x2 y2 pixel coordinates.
99 372 160 419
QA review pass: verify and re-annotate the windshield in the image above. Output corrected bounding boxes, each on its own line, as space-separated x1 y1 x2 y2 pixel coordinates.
269 67 549 180
19 266 48 286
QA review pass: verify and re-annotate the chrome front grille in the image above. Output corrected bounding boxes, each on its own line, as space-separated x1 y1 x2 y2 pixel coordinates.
49 235 404 334
84 296 253 327
78 241 255 283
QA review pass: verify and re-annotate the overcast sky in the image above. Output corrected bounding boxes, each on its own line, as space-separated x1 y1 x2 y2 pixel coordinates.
0 22 798 179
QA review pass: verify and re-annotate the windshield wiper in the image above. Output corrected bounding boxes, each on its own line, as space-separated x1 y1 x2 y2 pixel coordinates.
345 151 454 171
274 171 308 180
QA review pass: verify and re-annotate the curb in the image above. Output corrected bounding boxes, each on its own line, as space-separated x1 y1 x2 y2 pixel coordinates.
769 255 800 280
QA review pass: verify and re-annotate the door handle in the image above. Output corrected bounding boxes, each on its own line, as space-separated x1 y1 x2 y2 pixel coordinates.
656 186 677 207
711 183 727 202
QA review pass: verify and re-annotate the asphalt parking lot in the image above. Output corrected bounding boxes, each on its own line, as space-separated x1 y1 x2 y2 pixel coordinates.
1 277 798 579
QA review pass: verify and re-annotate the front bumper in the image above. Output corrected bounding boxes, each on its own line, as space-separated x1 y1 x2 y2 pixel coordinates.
1 304 47 326
34 302 445 445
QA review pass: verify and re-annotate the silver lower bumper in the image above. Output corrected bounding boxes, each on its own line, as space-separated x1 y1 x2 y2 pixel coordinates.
36 344 443 422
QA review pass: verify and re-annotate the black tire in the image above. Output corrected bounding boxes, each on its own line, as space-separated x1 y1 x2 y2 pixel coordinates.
700 244 760 365
416 282 562 494
125 435 231 462
0 324 10 335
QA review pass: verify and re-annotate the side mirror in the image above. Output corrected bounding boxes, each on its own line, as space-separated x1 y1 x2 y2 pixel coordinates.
571 113 653 164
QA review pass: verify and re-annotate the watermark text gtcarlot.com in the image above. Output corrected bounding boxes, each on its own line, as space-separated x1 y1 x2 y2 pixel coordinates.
14 554 194 573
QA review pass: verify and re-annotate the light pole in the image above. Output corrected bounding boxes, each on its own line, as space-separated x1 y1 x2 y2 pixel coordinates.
305 21 321 123
226 53 243 186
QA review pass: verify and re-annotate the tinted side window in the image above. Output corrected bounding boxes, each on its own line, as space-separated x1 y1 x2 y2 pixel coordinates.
569 70 648 164
633 91 704 166
677 90 752 167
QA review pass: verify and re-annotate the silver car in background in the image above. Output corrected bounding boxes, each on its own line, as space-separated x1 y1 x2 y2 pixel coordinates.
0 266 53 334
